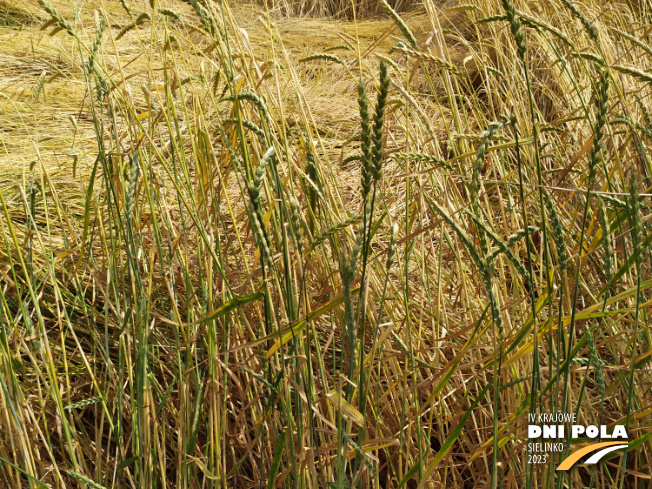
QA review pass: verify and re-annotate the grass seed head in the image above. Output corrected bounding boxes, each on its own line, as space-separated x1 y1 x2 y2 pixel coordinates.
372 62 390 181
502 0 526 61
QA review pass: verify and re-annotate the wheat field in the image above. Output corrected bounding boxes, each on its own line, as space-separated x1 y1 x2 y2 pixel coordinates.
0 0 651 487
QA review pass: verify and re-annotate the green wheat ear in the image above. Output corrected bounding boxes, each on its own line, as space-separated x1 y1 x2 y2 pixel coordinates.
307 214 362 254
65 470 108 489
224 92 270 124
65 397 104 410
116 12 151 40
249 146 276 206
159 8 182 21
380 0 417 49
561 0 600 44
371 62 390 181
224 118 266 140
339 230 363 369
119 0 132 16
501 0 526 61
585 326 605 400
542 189 568 271
246 147 276 267
33 71 47 103
470 117 510 205
289 196 304 252
358 81 373 200
87 19 105 76
628 172 643 273
299 53 345 65
469 117 510 261
591 68 610 166
37 0 76 37
598 198 613 282
612 64 652 84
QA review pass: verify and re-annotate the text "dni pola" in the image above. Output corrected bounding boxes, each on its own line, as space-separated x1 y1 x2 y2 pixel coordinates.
528 413 627 439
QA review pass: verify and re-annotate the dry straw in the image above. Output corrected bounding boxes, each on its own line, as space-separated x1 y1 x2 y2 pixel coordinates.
3 0 651 487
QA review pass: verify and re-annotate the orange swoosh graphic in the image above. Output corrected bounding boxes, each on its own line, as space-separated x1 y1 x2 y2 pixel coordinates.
557 442 627 471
